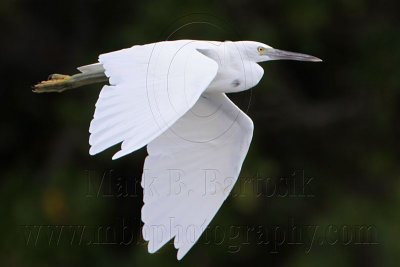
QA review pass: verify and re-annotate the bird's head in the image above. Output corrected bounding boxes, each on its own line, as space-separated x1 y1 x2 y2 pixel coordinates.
239 41 322 63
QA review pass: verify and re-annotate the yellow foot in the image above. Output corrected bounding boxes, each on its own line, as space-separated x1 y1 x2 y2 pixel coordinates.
33 74 72 93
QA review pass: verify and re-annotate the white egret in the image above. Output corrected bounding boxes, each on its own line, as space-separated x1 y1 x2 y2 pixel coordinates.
34 40 321 259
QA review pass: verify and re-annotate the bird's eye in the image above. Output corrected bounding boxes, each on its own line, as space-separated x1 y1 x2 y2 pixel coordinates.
257 46 265 54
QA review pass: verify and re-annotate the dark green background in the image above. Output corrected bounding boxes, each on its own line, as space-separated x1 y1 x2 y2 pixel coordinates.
1 0 400 266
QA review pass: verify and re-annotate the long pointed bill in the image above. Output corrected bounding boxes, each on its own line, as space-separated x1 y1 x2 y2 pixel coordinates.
266 48 322 62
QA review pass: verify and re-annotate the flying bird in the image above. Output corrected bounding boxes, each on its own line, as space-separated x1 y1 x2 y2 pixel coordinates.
34 40 321 259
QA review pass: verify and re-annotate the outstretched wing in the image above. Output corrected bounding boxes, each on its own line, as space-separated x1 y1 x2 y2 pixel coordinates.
88 40 219 159
141 93 253 259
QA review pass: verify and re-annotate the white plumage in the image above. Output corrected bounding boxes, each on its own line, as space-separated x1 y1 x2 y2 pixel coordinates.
83 40 321 259
142 93 253 259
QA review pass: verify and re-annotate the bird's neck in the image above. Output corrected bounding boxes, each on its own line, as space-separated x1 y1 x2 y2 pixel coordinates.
205 41 264 93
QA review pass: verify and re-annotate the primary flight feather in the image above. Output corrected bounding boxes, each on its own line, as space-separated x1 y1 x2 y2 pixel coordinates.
34 39 321 259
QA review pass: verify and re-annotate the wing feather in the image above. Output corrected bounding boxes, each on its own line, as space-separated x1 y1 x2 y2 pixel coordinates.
89 41 219 158
142 93 254 259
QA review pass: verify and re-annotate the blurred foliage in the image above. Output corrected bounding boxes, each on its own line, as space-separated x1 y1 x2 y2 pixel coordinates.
1 0 400 266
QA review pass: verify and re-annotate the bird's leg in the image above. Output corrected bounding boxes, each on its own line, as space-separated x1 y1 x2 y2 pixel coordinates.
33 71 108 93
